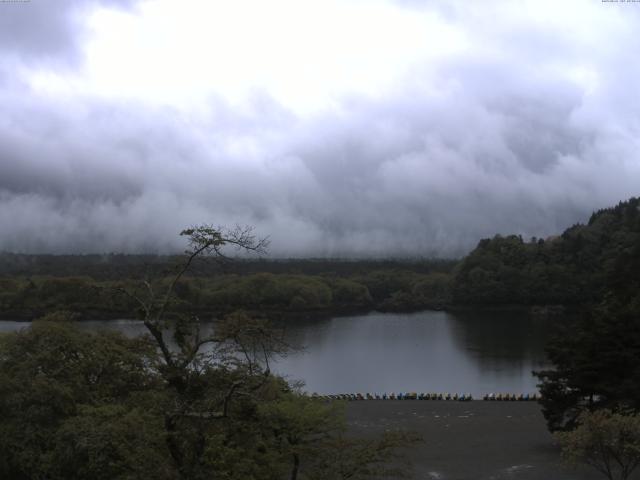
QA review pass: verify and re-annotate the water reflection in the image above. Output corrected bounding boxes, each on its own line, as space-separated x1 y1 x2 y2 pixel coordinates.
271 310 553 395
0 310 554 396
446 310 552 370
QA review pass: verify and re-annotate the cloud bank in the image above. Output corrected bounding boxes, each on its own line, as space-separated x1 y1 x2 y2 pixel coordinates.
1 0 639 257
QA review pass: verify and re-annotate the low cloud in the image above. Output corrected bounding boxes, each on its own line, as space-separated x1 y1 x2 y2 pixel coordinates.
0 0 639 257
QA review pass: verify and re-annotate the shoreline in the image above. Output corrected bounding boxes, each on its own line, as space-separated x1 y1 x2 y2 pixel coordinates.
0 303 567 323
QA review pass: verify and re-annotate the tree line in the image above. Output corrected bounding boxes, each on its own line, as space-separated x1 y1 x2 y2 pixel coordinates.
3 199 640 318
0 268 453 321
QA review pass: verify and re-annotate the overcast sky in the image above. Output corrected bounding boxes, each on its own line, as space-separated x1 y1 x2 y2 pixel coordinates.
1 0 639 257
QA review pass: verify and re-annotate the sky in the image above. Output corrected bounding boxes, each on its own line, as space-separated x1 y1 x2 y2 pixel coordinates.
0 0 639 257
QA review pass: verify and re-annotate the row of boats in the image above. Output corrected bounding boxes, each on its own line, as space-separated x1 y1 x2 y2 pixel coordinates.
483 393 539 401
311 392 540 401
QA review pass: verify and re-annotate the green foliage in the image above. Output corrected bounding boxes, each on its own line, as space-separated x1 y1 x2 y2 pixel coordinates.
0 320 418 479
351 269 452 311
555 409 640 480
50 405 171 480
452 234 580 305
453 197 640 306
0 277 27 310
0 254 456 281
258 394 344 479
535 302 640 432
204 273 334 311
532 199 640 435
0 269 452 319
0 321 162 479
411 272 452 306
323 277 373 308
36 310 82 322
352 269 416 301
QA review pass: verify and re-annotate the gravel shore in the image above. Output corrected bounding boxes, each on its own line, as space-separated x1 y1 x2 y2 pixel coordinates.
346 401 604 480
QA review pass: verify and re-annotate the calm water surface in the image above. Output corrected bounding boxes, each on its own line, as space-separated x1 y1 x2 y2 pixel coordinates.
0 310 553 396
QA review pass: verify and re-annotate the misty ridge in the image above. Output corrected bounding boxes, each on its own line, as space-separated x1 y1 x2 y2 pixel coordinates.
1 0 640 258
2 195 638 323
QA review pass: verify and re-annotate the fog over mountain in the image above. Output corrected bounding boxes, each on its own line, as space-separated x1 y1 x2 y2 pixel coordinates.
1 0 639 257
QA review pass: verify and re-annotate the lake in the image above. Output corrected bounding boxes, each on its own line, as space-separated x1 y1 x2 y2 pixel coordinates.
0 309 554 396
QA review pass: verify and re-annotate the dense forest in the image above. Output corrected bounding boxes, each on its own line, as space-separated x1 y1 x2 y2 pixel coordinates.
525 198 640 441
0 257 456 320
452 197 640 306
1 197 638 320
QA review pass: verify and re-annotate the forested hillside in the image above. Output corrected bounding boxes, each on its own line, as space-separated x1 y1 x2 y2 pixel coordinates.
453 197 640 306
532 199 640 433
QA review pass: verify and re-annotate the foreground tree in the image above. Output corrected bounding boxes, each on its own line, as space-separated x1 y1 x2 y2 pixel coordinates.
534 301 640 432
0 320 169 479
556 409 640 480
115 225 288 477
1 225 420 479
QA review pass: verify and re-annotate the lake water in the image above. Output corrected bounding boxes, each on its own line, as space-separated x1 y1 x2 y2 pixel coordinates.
0 310 554 396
